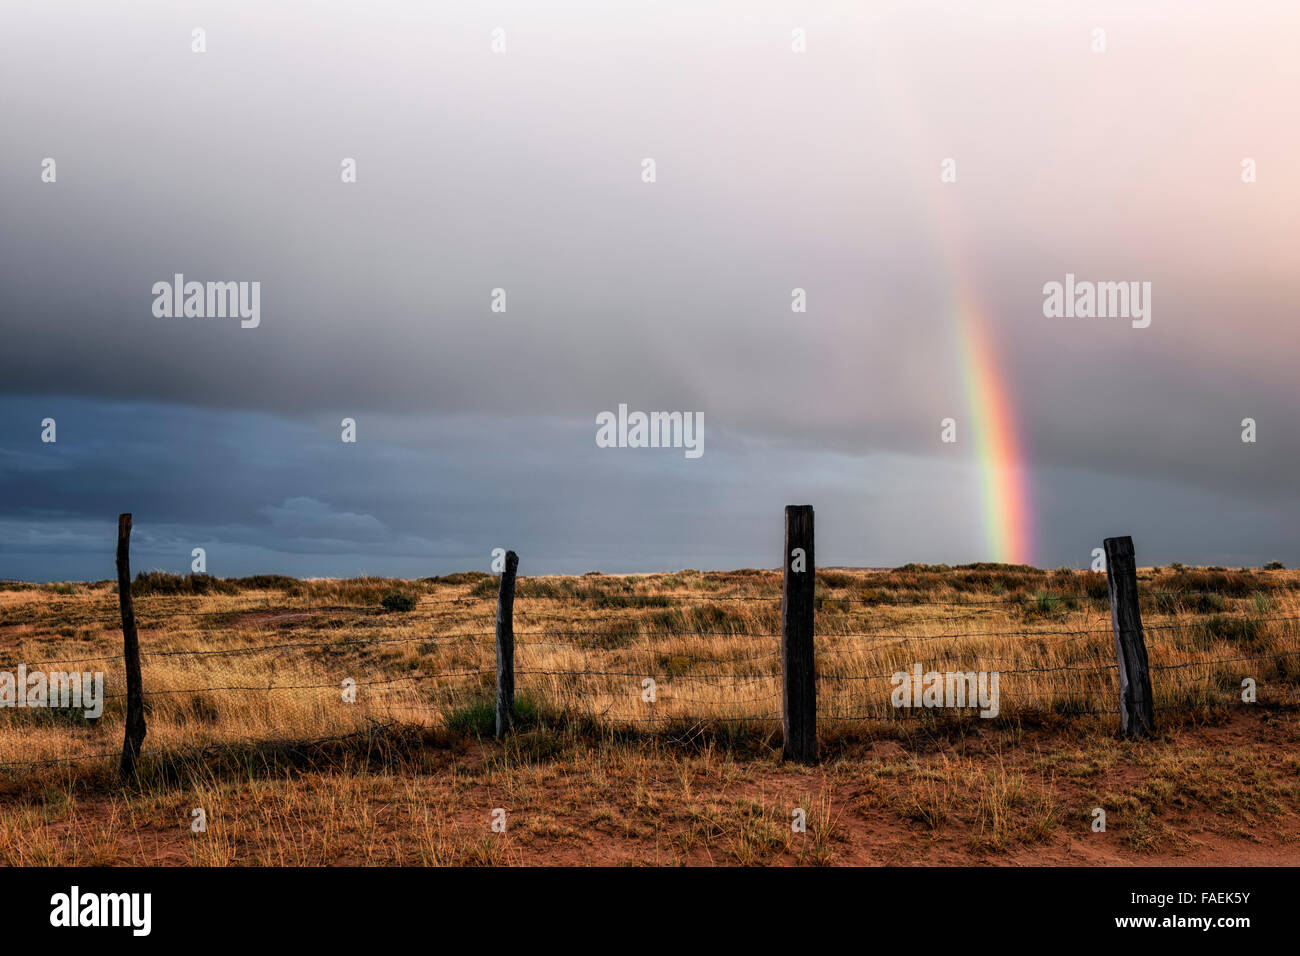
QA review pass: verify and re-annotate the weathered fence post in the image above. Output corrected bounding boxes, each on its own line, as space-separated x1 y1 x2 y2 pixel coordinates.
781 505 817 763
1104 535 1155 739
116 514 147 779
495 549 519 740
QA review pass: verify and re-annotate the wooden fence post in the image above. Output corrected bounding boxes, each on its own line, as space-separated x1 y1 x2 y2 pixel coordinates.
781 505 817 763
495 550 519 740
116 514 147 779
1104 535 1155 739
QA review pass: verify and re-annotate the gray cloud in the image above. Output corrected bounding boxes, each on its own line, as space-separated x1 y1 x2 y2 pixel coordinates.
1 1 1297 578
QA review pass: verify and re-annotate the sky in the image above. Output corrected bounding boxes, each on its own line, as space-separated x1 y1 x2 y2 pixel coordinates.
2 0 1298 580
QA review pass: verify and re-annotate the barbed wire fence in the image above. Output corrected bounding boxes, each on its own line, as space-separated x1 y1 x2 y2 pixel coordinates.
1 507 1298 776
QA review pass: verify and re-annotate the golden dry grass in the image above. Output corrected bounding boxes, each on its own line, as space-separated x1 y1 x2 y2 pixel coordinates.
0 565 1297 865
1 565 1296 765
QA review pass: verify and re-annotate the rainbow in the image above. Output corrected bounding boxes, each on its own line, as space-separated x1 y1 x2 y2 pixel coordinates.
857 43 1035 565
952 289 1035 566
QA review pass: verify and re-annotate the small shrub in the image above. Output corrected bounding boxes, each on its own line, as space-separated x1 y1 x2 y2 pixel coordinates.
1154 592 1182 615
380 591 417 613
1264 561 1285 571
1033 591 1059 615
818 570 855 589
650 608 688 632
577 618 640 649
233 574 301 592
445 695 541 736
1193 592 1225 614
131 571 238 596
1201 615 1263 648
654 653 695 677
1082 575 1110 600
471 576 500 598
421 571 492 587
444 699 495 735
622 594 673 608
1022 590 1076 618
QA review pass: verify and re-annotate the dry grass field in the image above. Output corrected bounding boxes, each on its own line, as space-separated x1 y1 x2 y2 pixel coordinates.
1 564 1298 865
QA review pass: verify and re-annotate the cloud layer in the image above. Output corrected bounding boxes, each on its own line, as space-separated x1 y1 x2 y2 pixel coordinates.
2 2 1297 578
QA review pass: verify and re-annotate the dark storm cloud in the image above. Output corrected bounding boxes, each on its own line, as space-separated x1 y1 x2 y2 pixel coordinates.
1 1 1297 577
2 396 1295 582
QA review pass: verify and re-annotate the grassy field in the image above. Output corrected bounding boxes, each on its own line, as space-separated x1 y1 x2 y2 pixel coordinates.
0 564 1297 865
